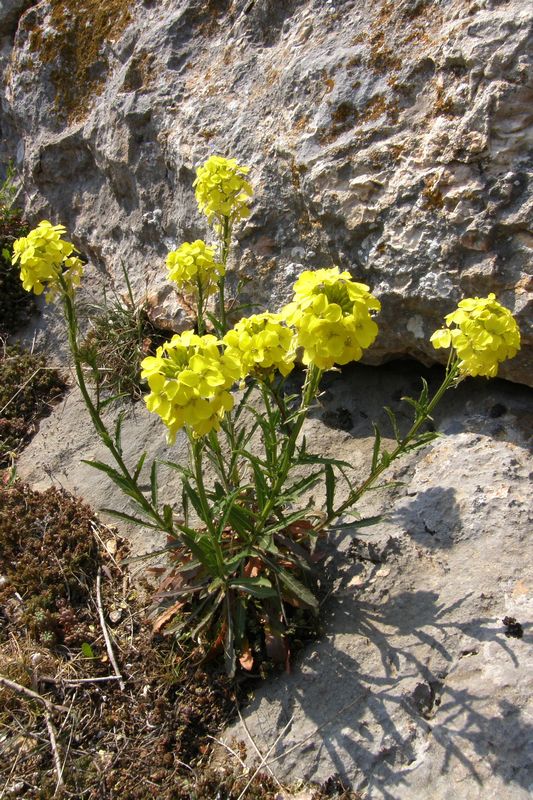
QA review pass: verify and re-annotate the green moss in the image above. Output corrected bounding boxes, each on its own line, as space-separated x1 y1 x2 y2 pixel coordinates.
27 0 133 122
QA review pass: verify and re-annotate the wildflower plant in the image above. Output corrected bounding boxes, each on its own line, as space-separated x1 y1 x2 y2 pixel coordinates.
13 155 521 676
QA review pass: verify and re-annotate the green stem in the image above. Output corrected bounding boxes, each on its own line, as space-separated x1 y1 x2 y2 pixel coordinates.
254 364 323 535
207 429 232 491
196 279 205 336
59 276 173 534
190 435 227 576
329 362 460 523
216 216 231 333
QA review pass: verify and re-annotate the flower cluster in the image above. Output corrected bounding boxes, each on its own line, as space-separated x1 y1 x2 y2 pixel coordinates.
166 240 224 297
194 155 253 225
430 293 521 377
282 267 381 370
223 313 295 380
141 332 240 440
12 220 83 302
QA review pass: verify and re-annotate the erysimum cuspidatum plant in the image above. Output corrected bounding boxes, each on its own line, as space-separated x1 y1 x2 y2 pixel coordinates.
13 155 521 676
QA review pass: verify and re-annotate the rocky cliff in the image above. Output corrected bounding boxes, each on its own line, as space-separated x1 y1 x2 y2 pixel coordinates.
1 0 532 383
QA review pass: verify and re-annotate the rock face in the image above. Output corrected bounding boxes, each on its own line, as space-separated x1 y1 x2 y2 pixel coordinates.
0 0 532 384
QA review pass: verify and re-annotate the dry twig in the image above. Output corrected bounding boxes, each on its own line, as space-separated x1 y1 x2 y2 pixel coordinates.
96 566 126 690
236 715 294 800
0 675 68 714
44 711 64 793
235 699 284 790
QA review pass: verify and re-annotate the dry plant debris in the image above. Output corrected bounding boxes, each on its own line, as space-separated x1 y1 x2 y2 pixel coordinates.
0 481 357 799
0 346 67 468
0 206 35 336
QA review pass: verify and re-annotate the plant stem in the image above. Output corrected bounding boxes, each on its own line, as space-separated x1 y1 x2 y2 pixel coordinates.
254 364 322 535
217 216 231 333
59 277 173 535
329 362 460 523
190 435 227 575
196 279 205 335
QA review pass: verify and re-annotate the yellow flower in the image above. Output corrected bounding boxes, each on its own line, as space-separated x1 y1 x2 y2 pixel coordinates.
223 313 296 380
193 155 252 226
430 293 521 377
12 220 83 302
282 267 380 370
141 331 240 441
166 240 224 297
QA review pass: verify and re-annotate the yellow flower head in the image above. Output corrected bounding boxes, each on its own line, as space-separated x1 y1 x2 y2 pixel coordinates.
12 220 83 302
193 155 252 226
141 331 240 441
166 240 224 297
282 267 381 370
430 293 521 377
223 313 296 380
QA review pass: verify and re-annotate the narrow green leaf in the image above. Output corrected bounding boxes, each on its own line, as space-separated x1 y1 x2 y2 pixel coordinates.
121 541 183 564
281 470 323 502
229 576 278 599
384 406 401 443
277 568 318 609
325 463 335 519
295 452 353 470
216 488 254 540
182 487 189 527
82 459 121 480
98 392 128 410
161 459 193 479
100 507 161 530
380 450 391 468
133 451 147 482
251 460 269 507
371 423 381 472
182 481 204 521
328 514 385 531
262 507 314 537
163 504 174 530
150 461 158 506
114 411 125 455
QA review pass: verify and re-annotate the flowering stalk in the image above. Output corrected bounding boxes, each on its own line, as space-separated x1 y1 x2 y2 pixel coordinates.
329 360 460 525
254 363 322 537
217 216 231 333
58 273 175 535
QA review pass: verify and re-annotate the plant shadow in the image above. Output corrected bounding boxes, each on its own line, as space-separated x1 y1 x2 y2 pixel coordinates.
240 582 532 798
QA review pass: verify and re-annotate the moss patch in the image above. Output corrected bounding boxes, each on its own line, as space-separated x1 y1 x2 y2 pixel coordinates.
0 483 98 647
0 346 66 467
27 0 133 123
0 206 35 336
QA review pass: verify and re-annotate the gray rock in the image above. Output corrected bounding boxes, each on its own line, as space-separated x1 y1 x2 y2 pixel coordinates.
0 0 531 384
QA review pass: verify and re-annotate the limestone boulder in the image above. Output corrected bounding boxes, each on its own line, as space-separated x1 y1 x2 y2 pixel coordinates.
1 0 531 386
